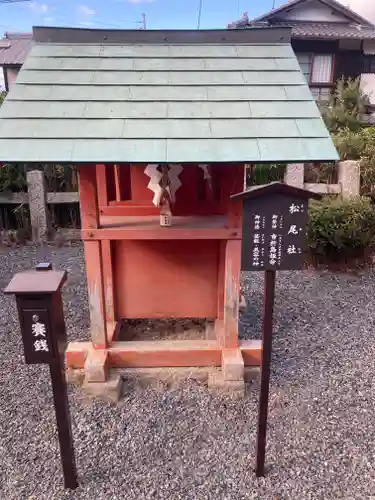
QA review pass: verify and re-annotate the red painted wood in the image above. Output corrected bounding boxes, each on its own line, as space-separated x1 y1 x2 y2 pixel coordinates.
114 239 219 318
96 164 108 207
84 240 108 349
78 165 99 229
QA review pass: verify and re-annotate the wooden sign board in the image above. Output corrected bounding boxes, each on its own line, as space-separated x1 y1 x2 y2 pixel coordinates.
232 182 321 272
19 303 56 364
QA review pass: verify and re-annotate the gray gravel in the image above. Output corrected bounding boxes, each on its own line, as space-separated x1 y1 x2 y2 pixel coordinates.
1 243 375 499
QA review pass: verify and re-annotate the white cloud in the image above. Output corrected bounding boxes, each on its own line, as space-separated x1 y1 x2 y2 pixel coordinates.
77 4 96 16
127 0 155 3
43 16 53 22
29 2 49 14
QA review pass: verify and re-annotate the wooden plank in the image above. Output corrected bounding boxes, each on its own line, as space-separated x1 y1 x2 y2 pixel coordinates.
65 341 90 368
46 192 79 204
109 340 223 368
114 164 121 202
217 240 226 320
222 239 242 348
100 205 159 216
101 239 115 325
240 339 262 366
82 227 240 240
65 339 262 369
96 164 108 206
84 240 108 348
78 165 99 229
0 192 28 204
115 239 219 319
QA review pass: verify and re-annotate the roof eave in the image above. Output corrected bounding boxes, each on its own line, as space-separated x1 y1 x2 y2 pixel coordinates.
33 26 292 45
247 0 374 28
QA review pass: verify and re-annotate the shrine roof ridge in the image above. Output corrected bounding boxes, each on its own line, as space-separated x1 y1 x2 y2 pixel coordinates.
32 26 292 45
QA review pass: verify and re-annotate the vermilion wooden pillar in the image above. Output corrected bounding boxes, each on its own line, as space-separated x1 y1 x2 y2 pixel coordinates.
78 165 108 350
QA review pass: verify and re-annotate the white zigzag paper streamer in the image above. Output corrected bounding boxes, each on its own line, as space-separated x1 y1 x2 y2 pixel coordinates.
198 164 212 190
167 164 183 203
144 164 163 206
144 164 183 207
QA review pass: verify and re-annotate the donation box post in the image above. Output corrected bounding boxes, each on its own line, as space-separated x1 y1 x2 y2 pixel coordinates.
4 263 78 490
232 182 321 477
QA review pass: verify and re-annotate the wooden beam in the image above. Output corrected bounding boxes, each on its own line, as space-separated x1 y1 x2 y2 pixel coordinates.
65 339 262 369
82 227 240 241
114 164 121 202
222 239 242 348
47 192 79 204
240 339 262 365
101 239 116 325
96 164 108 207
84 240 108 349
78 165 100 229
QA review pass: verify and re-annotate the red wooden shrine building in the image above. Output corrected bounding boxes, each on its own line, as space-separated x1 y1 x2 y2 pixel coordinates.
0 27 337 388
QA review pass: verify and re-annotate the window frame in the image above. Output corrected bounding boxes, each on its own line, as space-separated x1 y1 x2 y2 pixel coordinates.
309 53 335 86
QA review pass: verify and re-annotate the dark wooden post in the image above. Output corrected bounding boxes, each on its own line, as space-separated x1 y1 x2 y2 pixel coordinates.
255 269 276 477
4 263 78 490
231 182 322 477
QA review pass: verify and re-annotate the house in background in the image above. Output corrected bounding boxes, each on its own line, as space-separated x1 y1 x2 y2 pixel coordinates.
0 32 33 92
228 0 375 105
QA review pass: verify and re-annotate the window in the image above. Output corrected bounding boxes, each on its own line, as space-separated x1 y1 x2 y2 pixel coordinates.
311 55 334 84
296 53 334 103
296 53 334 84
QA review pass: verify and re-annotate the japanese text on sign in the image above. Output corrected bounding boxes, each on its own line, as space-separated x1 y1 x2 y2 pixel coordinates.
242 194 309 272
32 314 49 352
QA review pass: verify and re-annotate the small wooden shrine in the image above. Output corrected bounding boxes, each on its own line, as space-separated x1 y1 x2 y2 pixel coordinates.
0 26 338 388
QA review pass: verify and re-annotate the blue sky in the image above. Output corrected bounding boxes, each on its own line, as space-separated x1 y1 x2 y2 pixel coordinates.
0 0 283 33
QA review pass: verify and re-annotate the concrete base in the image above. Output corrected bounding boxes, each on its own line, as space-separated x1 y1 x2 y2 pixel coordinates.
222 348 244 381
208 371 245 398
66 365 258 401
66 367 85 385
82 371 123 402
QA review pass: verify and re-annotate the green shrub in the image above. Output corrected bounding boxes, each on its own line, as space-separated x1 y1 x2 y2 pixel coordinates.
308 196 375 260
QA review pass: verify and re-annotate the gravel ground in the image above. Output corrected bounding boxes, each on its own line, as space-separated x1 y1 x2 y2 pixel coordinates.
1 243 375 500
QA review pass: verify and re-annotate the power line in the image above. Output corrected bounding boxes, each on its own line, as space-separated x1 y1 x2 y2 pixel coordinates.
0 0 31 3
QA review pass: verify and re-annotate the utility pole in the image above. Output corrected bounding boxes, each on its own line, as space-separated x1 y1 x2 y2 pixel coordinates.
141 12 146 30
197 0 203 29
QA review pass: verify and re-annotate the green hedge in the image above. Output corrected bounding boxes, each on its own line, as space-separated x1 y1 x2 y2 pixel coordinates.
308 196 375 261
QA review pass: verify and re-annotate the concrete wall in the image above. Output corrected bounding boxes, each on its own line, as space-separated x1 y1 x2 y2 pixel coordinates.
283 0 349 22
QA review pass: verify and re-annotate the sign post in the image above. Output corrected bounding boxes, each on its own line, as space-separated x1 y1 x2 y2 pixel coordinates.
4 263 78 490
232 182 321 477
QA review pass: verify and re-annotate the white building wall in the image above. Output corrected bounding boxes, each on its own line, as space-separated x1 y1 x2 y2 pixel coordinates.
361 42 375 106
283 0 349 22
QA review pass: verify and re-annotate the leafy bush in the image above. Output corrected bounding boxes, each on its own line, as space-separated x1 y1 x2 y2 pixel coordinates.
321 77 370 133
331 127 375 196
308 196 375 260
0 163 27 192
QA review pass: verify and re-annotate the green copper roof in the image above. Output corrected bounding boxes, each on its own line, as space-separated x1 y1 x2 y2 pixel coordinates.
0 27 338 164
